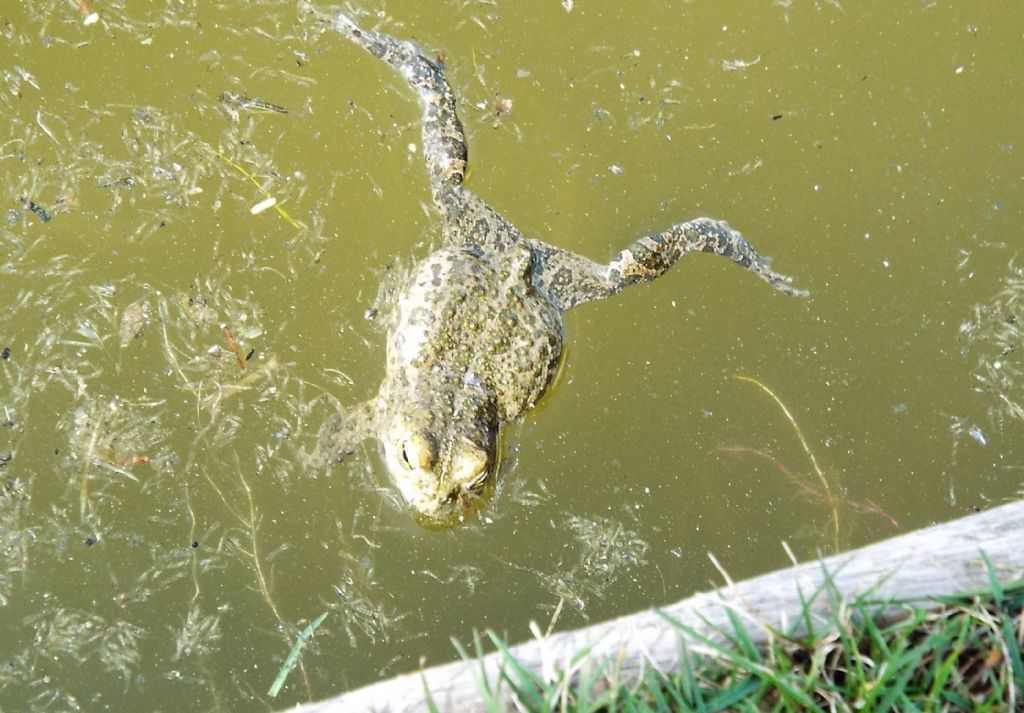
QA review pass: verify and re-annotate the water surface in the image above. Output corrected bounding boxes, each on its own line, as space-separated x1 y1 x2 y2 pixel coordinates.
1 1 1022 709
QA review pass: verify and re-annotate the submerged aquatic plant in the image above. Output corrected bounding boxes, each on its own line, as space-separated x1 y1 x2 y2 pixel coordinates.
723 376 901 553
27 608 145 684
502 512 650 620
961 260 1024 429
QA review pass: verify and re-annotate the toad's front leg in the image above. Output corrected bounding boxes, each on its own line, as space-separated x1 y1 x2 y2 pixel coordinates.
308 398 380 468
531 218 808 310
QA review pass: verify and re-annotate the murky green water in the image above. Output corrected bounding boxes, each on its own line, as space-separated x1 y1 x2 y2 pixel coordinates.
2 1 1022 709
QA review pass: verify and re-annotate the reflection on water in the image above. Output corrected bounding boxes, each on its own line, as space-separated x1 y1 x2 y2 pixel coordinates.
1 0 1022 709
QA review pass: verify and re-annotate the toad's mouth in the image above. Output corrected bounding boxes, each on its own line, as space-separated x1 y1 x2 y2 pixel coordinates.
412 494 486 529
385 437 502 529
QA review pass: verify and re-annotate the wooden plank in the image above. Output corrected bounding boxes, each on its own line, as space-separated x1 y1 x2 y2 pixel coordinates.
290 499 1024 713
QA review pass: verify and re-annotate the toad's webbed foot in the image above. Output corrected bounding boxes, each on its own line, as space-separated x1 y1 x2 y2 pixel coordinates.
320 8 467 211
306 398 379 469
531 218 808 310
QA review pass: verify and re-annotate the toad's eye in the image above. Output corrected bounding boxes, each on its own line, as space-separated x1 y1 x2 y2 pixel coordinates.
399 434 436 471
467 469 490 493
451 444 488 487
399 444 415 470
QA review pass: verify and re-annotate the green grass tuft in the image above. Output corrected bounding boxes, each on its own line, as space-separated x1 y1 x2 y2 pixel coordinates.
431 567 1023 712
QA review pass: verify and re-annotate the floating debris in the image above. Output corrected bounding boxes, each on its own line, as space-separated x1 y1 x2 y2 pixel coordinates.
219 91 289 115
221 325 246 370
961 259 1024 427
721 55 762 71
250 196 277 215
21 197 51 222
968 425 988 446
119 301 150 347
173 604 222 660
208 148 300 228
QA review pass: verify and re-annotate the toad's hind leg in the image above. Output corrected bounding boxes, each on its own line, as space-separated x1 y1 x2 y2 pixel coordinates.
532 218 808 310
322 9 467 209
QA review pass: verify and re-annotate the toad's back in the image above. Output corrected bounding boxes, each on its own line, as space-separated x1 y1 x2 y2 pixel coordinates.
386 242 563 424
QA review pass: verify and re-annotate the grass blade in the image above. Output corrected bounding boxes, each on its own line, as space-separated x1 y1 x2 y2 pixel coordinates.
267 612 328 698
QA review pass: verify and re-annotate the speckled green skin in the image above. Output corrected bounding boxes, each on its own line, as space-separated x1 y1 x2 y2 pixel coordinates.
315 9 807 527
389 242 562 427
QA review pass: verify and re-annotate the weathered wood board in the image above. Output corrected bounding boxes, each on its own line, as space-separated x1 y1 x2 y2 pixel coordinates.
289 499 1024 713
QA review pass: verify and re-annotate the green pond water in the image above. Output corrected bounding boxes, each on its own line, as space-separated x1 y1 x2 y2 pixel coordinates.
2 1 1022 709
